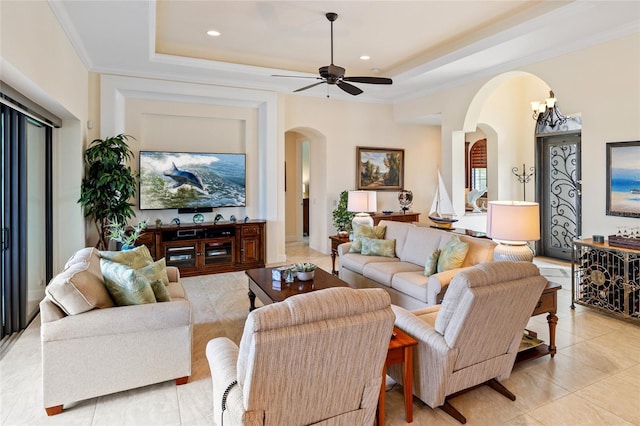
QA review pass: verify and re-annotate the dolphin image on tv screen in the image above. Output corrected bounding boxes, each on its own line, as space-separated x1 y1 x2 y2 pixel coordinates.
164 162 206 191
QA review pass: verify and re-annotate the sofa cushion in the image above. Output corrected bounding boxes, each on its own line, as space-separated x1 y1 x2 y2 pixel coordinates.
391 271 430 303
361 238 396 257
457 235 497 267
363 261 424 287
100 259 157 306
399 225 443 265
167 281 186 299
45 248 115 315
349 225 386 253
138 259 172 302
341 253 399 275
437 236 469 272
378 220 410 256
99 245 154 269
424 249 441 276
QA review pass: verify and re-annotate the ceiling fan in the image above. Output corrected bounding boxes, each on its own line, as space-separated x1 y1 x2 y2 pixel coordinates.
272 12 393 96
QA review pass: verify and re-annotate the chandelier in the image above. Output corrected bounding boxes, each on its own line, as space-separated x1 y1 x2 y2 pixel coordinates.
530 90 567 129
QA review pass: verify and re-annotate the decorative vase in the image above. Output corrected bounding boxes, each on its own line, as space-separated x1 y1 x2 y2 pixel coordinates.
296 271 315 281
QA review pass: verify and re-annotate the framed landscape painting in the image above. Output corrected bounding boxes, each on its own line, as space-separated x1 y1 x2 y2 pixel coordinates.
606 141 640 218
356 147 404 191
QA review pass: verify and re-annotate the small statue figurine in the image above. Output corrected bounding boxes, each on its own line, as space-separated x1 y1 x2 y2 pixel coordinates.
214 213 224 224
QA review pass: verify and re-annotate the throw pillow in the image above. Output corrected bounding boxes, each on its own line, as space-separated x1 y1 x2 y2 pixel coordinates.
424 249 441 276
99 245 153 269
360 237 396 257
348 225 387 253
437 236 470 273
138 259 172 302
100 259 157 306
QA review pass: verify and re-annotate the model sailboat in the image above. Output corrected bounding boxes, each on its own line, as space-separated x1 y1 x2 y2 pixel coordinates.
429 171 459 228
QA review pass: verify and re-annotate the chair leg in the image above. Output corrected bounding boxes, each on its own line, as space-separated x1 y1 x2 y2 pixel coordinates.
487 378 516 401
441 399 467 424
175 376 189 385
45 405 63 416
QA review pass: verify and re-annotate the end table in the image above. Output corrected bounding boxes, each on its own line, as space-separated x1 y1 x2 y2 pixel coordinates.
329 235 350 275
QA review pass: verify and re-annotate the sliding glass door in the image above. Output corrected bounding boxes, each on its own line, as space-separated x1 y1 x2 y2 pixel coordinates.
1 103 52 338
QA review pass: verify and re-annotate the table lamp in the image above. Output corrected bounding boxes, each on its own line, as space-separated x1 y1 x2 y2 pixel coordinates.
347 190 377 231
486 201 540 262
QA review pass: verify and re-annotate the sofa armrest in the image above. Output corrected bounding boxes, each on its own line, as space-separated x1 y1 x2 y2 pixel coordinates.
207 337 243 425
166 266 180 283
337 242 352 256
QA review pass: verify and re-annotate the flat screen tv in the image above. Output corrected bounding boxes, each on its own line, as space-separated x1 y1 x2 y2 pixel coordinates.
139 151 246 210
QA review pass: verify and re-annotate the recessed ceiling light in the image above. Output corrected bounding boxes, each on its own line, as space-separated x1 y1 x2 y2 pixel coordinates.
207 30 221 37
360 55 370 60
370 67 380 73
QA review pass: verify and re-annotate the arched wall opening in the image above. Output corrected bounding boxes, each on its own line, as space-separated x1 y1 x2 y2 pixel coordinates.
284 127 328 254
453 71 551 232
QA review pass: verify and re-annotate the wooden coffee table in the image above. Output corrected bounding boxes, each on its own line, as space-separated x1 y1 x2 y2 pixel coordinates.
246 267 351 311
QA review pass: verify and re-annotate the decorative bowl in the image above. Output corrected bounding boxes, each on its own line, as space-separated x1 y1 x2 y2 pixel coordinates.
296 271 315 281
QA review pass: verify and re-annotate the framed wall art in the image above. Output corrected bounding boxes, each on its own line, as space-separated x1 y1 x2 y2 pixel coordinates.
356 147 404 191
606 140 640 218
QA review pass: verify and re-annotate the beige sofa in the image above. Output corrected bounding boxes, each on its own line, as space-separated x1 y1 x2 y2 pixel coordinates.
40 248 192 415
338 220 496 310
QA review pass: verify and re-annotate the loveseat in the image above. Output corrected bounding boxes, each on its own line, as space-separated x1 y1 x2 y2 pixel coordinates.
338 220 496 310
40 247 192 415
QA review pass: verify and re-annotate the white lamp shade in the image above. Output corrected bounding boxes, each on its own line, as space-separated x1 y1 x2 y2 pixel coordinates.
347 191 377 213
486 201 540 243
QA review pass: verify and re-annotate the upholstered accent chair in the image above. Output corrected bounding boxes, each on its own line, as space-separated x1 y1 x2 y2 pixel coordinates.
206 287 395 426
389 262 547 424
40 248 192 415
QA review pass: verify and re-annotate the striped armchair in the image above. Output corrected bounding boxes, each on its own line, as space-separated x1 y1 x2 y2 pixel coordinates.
206 287 395 426
389 262 547 424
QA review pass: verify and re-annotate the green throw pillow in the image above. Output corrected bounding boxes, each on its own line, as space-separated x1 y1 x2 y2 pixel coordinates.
100 259 157 306
424 249 441 276
349 225 387 253
360 237 396 257
138 259 172 302
99 245 153 269
437 236 470 273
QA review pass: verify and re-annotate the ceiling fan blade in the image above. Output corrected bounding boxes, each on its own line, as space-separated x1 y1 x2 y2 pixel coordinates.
337 81 363 96
294 81 326 92
343 76 393 85
272 75 320 80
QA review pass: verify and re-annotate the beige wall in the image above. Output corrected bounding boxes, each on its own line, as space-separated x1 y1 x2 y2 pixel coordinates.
0 0 88 270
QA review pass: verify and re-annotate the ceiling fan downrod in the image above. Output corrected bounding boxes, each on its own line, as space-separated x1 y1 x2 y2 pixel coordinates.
326 12 338 65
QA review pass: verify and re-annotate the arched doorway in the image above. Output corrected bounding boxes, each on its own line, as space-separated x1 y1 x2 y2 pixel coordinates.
284 128 328 253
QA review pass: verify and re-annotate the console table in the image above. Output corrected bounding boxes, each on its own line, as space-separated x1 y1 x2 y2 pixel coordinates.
572 238 639 322
372 211 420 225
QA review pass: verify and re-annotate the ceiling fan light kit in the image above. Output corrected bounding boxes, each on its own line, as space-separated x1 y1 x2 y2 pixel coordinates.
273 12 393 96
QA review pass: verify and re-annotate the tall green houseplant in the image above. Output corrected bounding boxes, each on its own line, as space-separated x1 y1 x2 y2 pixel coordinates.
332 190 354 234
78 134 138 250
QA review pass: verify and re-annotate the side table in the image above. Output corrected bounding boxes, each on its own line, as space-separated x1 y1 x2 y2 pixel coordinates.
379 326 417 425
516 281 561 363
329 235 349 276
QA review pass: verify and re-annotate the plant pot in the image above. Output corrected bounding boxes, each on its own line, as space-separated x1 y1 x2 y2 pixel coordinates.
296 271 315 281
121 245 136 251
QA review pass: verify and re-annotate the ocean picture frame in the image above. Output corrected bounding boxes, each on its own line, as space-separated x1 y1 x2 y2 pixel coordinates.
606 141 640 218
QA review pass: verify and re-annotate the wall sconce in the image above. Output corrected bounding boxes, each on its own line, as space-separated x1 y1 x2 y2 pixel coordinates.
347 190 377 230
486 201 540 262
530 90 568 129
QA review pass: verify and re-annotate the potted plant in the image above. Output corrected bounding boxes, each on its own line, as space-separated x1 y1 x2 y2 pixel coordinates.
106 219 148 250
293 262 318 281
78 134 138 250
332 190 354 237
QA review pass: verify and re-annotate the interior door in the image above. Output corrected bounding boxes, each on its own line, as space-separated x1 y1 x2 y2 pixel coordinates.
537 133 582 260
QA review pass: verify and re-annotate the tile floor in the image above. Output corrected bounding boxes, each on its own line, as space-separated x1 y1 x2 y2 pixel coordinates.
1 242 639 425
